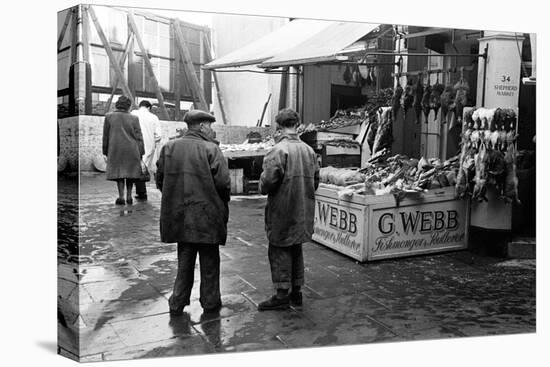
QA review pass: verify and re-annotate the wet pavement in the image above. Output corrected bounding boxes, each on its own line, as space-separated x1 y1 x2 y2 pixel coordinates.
58 173 536 362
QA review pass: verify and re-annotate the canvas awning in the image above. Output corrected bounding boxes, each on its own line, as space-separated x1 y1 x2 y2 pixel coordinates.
203 19 333 70
260 22 380 68
204 19 380 70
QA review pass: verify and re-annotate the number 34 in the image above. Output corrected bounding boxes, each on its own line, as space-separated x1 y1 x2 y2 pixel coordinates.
501 75 511 82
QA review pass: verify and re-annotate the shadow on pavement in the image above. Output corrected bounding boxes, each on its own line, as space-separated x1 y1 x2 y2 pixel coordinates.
35 341 58 354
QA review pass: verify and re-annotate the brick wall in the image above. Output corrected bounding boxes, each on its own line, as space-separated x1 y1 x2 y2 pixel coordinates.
58 115 275 172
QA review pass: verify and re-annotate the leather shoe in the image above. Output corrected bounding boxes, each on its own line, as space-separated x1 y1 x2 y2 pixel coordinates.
258 295 289 311
203 303 222 313
289 291 303 306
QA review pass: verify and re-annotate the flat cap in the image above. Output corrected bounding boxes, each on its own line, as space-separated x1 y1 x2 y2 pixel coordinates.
183 110 216 124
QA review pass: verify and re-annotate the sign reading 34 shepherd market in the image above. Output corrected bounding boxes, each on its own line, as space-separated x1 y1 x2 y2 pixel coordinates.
369 200 467 259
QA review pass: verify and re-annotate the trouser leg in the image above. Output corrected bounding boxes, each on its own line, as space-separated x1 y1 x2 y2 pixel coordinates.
134 180 147 197
291 243 305 288
197 244 221 310
169 242 198 311
268 244 292 290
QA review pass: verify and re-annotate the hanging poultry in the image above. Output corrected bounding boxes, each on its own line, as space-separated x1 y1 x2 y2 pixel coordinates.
440 84 456 122
471 143 489 202
372 107 393 154
413 77 424 123
421 81 431 123
401 79 415 114
365 115 379 154
453 78 469 123
502 144 521 204
429 82 445 117
391 84 403 120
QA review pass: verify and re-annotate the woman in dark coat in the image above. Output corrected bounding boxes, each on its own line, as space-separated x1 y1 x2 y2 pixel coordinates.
102 96 145 205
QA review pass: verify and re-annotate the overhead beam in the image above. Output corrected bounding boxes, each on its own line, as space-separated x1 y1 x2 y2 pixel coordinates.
173 19 208 111
104 33 134 114
87 5 135 108
202 32 227 124
127 10 169 120
402 28 451 39
57 8 73 53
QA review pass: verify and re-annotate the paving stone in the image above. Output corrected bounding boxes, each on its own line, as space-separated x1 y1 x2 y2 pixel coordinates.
193 309 313 352
109 313 198 347
79 323 126 356
103 335 215 361
57 173 537 360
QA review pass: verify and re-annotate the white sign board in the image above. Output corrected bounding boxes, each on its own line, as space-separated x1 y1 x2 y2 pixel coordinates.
313 198 365 260
368 199 468 260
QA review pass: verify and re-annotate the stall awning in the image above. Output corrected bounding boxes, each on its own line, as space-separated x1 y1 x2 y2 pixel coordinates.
260 22 380 68
203 20 332 70
205 19 380 70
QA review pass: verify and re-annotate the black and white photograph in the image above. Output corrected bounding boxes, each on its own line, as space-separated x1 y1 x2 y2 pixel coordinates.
52 0 539 363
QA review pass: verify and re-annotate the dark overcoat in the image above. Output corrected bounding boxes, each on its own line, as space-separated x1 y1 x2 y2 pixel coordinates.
102 110 145 180
260 133 320 247
156 130 231 245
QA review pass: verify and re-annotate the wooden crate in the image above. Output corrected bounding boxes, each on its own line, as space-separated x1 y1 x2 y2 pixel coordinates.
301 131 355 150
230 168 244 194
320 144 361 168
313 185 470 262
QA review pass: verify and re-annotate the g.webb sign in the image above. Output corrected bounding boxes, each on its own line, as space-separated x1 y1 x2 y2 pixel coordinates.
313 195 468 261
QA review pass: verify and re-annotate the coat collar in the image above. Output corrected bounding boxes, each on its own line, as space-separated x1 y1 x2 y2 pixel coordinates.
274 132 300 144
184 129 220 145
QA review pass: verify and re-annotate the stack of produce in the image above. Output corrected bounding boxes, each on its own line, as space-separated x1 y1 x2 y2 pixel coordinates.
455 107 519 203
323 139 361 149
297 89 394 134
319 153 460 198
220 140 275 153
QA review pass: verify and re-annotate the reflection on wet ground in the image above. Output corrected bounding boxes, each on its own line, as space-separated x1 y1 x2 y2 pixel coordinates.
58 173 536 362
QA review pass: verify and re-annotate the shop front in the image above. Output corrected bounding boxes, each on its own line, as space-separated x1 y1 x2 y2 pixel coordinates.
205 22 535 261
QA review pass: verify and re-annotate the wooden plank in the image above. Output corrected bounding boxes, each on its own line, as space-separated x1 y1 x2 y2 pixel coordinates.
278 67 288 111
104 33 134 114
57 8 73 53
202 32 228 124
80 5 90 62
127 11 169 120
69 7 78 63
174 28 181 121
258 93 272 127
173 19 208 111
87 5 135 107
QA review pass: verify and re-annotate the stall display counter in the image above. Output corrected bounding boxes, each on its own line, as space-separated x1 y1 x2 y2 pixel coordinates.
313 184 470 262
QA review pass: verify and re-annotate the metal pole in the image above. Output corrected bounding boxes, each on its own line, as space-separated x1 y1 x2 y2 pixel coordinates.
481 44 489 107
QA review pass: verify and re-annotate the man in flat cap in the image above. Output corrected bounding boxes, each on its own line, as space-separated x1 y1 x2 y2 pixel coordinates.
156 109 231 314
258 108 319 311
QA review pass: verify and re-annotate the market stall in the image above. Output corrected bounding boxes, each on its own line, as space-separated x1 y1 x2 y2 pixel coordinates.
313 150 469 261
220 138 275 194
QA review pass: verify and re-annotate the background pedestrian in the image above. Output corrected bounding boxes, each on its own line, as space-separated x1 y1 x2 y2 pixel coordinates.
102 95 145 205
131 100 162 201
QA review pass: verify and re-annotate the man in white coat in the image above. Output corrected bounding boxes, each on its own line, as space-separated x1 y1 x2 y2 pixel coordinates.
131 100 162 200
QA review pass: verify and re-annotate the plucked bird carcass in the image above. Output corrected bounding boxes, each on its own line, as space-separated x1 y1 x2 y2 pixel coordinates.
392 84 404 119
453 78 470 123
401 79 415 114
372 107 393 154
413 77 424 123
